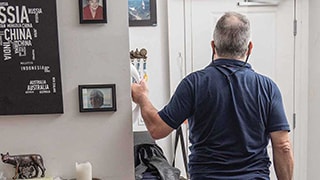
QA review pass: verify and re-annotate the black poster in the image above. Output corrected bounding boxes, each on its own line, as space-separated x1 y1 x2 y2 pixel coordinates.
0 0 63 115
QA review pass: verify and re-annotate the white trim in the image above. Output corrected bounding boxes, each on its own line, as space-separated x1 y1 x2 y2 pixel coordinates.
293 0 309 179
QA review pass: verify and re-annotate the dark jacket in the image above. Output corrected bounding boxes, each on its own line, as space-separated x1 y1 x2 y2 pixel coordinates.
134 143 180 180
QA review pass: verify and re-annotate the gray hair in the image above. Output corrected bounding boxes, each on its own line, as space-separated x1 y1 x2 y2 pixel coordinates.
213 12 251 58
90 89 104 106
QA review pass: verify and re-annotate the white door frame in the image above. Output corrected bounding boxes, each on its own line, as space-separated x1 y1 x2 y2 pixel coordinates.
167 0 309 179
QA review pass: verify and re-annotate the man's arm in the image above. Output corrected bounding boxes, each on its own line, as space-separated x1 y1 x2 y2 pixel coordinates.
270 130 294 180
132 79 174 139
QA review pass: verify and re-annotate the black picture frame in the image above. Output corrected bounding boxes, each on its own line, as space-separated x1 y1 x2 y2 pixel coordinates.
128 0 157 27
78 84 116 112
79 0 107 24
0 0 64 115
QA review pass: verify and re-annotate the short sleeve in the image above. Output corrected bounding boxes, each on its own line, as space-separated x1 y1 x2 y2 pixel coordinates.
158 77 194 129
267 82 291 133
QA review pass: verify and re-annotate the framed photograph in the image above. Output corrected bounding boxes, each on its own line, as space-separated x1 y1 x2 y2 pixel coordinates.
79 0 107 24
128 0 157 27
78 84 116 112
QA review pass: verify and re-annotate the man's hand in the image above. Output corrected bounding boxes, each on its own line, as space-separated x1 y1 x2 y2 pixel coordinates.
131 79 148 105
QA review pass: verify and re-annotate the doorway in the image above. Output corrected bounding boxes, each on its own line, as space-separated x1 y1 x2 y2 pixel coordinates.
167 0 295 179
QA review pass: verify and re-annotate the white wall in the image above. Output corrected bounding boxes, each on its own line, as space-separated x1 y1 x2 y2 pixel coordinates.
0 0 134 179
129 0 173 160
308 0 320 179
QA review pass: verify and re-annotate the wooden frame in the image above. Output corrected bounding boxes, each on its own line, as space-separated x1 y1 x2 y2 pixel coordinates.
128 0 157 27
79 0 107 24
78 84 116 112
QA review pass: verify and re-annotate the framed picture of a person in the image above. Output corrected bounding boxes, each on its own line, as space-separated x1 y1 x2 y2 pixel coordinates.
78 84 116 112
79 0 107 24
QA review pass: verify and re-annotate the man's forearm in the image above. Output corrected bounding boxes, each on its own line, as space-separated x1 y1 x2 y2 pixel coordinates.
273 144 294 180
139 95 173 139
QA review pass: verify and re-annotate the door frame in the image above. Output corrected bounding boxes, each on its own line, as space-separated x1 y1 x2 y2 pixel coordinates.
167 0 309 179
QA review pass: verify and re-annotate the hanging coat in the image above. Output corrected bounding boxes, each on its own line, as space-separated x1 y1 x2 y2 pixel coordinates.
134 143 181 180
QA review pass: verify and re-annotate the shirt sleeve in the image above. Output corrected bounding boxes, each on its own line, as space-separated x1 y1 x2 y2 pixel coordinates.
158 77 195 129
267 82 291 133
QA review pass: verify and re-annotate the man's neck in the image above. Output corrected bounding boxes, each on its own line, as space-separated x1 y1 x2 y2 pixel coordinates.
214 55 245 62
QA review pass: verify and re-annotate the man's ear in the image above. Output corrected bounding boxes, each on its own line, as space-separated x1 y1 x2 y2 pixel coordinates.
247 41 253 55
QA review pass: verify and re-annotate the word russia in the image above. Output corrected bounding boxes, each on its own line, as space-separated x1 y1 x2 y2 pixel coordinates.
0 5 30 24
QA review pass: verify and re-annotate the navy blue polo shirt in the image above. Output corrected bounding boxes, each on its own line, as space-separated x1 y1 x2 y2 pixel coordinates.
158 59 290 179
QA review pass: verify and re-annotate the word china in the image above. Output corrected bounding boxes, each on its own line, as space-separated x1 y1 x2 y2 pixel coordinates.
0 5 30 24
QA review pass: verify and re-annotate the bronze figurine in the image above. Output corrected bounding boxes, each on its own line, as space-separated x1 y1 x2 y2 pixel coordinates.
1 152 46 179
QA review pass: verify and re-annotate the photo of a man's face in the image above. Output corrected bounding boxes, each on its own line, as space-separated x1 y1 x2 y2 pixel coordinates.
79 84 116 112
81 88 112 109
89 89 104 108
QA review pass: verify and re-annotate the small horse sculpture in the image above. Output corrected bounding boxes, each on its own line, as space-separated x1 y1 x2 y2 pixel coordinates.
1 152 46 179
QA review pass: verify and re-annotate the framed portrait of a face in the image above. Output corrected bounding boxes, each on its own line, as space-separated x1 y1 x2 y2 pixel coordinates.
78 84 116 112
79 0 108 24
128 0 157 26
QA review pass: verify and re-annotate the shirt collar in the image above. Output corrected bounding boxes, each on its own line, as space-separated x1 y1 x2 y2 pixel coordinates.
211 58 252 69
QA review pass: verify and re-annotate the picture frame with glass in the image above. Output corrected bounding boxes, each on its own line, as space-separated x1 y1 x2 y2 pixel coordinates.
128 0 157 26
79 0 107 24
78 84 116 112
